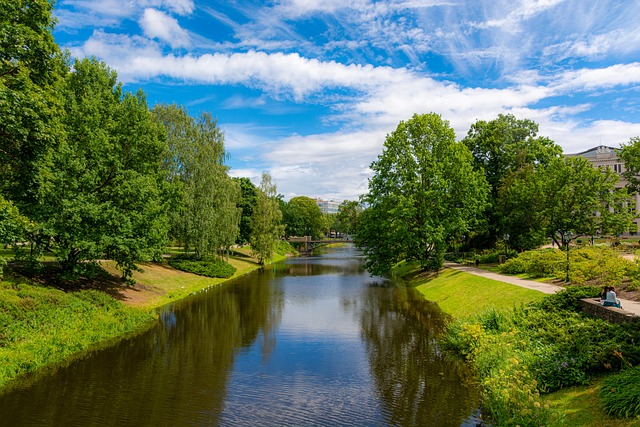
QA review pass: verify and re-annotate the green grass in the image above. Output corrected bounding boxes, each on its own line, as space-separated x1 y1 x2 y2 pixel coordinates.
544 381 640 427
410 268 546 318
0 279 156 390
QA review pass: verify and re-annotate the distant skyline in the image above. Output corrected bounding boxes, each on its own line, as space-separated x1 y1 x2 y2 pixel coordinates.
52 0 640 200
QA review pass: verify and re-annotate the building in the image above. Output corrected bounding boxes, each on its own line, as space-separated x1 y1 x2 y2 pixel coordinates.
315 198 341 214
567 145 640 235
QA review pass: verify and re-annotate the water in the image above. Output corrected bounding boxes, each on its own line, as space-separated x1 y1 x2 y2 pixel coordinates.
0 246 480 426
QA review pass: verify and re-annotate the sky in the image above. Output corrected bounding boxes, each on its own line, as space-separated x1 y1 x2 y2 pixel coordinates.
51 0 640 201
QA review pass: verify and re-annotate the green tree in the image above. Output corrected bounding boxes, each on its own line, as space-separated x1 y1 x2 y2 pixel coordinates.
153 104 240 258
462 114 562 247
0 0 66 216
357 113 489 274
539 156 631 281
235 177 258 245
336 200 361 236
620 136 640 193
283 196 326 239
39 58 169 277
250 173 284 264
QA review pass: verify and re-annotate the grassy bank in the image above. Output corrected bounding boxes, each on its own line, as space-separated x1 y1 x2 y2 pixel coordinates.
0 244 294 391
404 263 640 426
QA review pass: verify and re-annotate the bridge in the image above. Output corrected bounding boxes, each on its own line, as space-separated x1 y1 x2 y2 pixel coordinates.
288 236 354 254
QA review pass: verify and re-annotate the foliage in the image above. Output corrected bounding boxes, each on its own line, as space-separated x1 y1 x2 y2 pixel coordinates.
599 366 640 419
0 0 66 216
357 113 489 275
250 173 284 265
620 136 640 193
154 104 240 258
235 177 258 244
500 249 565 278
500 246 633 285
533 285 600 312
36 58 170 278
168 255 236 278
282 196 326 239
335 200 361 235
444 290 640 426
0 280 155 389
462 114 562 249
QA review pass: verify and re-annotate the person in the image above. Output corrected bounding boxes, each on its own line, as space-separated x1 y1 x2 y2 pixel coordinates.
600 286 609 301
602 286 622 308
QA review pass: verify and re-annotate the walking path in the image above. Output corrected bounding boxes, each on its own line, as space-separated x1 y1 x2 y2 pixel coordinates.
444 262 640 317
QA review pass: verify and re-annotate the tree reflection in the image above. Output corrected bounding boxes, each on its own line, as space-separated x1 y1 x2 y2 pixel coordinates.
0 269 283 426
358 283 480 426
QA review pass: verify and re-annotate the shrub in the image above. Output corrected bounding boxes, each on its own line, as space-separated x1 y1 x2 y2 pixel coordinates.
569 247 631 286
600 366 640 419
168 256 236 278
500 249 564 278
534 286 600 312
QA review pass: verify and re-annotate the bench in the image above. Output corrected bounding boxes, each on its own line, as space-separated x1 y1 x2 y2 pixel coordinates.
579 298 640 324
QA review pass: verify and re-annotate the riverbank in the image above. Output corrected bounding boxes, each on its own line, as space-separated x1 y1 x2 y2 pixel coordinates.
406 263 640 427
0 246 292 392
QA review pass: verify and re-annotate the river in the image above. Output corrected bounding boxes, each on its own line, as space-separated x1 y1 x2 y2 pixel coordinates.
0 246 480 426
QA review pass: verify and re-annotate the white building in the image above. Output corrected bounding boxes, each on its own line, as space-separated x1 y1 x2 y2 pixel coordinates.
567 145 640 235
315 198 341 214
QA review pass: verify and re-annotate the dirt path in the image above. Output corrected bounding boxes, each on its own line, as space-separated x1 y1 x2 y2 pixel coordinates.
444 262 640 317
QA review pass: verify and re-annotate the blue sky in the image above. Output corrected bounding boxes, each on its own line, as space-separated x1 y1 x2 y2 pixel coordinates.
52 0 640 201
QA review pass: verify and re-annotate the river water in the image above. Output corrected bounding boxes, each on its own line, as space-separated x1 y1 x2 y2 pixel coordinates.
0 246 480 426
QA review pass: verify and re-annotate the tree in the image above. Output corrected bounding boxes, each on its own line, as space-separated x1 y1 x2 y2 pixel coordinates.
250 173 284 264
39 58 169 277
462 114 562 247
357 113 489 275
620 136 640 193
235 177 258 245
335 200 361 236
539 156 631 281
154 104 241 258
0 0 66 217
283 196 326 239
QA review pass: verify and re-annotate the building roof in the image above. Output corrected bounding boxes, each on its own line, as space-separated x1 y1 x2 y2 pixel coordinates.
566 145 619 158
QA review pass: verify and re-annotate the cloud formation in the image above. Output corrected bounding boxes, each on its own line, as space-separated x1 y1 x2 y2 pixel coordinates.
55 0 640 199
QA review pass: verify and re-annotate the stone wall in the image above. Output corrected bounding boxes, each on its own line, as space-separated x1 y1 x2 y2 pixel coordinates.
579 298 640 324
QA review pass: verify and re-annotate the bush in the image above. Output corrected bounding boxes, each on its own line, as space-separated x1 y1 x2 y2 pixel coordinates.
600 366 640 419
534 286 600 312
569 247 631 286
500 248 564 278
168 256 236 278
444 292 640 424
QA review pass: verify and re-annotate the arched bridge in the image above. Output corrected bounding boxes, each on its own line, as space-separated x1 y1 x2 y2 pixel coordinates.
288 236 354 254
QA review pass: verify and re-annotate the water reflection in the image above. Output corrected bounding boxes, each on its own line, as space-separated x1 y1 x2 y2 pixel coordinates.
0 272 283 426
0 246 479 426
356 283 479 426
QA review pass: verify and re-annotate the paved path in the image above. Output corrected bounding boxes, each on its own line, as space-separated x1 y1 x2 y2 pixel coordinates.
444 262 640 317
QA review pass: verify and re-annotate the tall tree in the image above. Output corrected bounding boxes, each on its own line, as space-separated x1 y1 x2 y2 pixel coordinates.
283 196 326 239
462 114 562 246
539 156 631 281
336 200 361 236
153 104 240 258
40 58 169 277
357 113 489 274
250 173 284 265
620 136 640 193
235 177 259 245
0 0 66 216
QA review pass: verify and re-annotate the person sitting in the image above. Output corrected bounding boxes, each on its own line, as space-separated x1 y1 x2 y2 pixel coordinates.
600 286 609 301
602 286 622 308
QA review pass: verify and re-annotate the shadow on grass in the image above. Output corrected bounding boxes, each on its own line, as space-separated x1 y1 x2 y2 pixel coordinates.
6 261 135 302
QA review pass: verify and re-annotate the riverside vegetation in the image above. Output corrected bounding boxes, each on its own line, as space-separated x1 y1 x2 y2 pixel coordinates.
406 245 640 427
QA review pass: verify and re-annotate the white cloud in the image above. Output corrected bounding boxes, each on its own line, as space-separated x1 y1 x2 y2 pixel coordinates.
139 9 190 48
553 63 640 92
